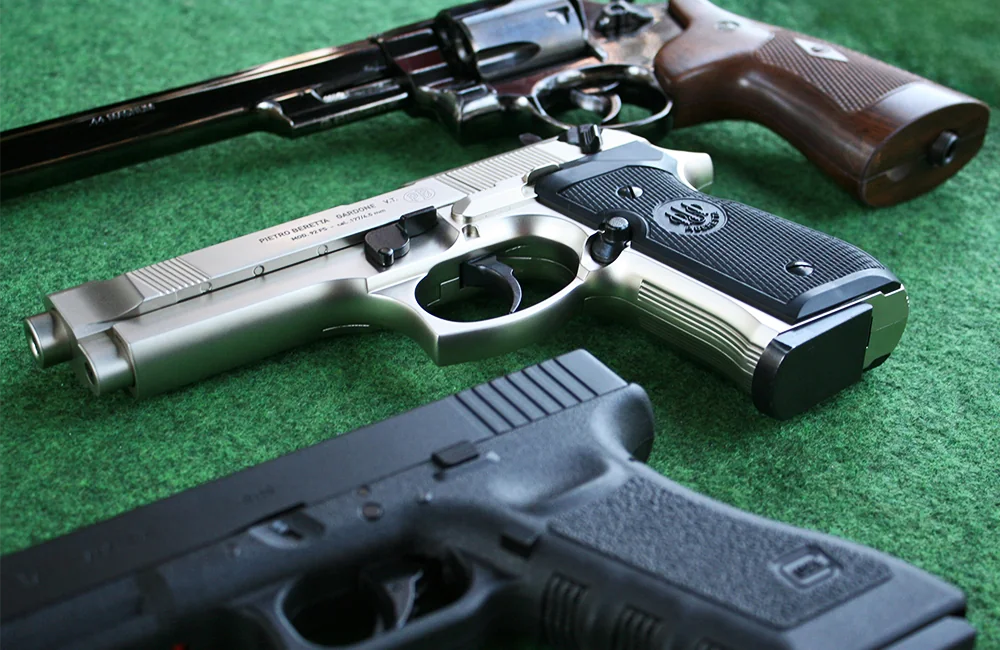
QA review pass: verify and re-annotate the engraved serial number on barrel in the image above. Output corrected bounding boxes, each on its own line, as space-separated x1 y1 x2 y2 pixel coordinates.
89 103 156 126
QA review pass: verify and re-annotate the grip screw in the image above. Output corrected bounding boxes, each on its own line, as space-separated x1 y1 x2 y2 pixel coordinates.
929 131 959 167
616 185 643 199
786 260 814 276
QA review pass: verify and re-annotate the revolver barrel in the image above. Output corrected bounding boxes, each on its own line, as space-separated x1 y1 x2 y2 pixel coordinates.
0 39 407 196
0 0 601 196
1 0 671 197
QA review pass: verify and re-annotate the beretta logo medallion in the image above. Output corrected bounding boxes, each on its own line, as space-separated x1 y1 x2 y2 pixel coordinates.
653 198 728 235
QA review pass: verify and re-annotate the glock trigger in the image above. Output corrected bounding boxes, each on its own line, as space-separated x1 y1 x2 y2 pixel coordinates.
361 562 425 633
460 255 523 314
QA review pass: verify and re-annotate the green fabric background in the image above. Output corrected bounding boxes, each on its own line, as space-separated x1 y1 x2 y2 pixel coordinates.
1 0 998 645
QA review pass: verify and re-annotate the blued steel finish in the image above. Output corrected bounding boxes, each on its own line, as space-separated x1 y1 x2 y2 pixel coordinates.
1 39 405 195
0 0 674 195
1 0 988 203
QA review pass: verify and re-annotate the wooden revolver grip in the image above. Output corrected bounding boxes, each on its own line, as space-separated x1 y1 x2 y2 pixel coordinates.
654 0 990 206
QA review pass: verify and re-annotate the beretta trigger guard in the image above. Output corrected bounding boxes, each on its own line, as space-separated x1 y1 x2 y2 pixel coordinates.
24 127 909 419
0 0 988 205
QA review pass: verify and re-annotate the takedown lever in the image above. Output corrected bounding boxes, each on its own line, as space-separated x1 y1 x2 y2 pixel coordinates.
365 207 439 268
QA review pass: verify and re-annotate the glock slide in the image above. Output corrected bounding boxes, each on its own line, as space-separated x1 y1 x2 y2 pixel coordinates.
24 128 909 418
1 0 988 204
0 351 975 649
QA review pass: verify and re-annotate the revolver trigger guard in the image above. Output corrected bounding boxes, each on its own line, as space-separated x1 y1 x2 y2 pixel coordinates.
529 64 673 133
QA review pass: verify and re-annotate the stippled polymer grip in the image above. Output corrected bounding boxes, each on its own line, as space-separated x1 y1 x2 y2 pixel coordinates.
534 141 899 323
654 0 990 206
547 474 974 649
550 477 892 629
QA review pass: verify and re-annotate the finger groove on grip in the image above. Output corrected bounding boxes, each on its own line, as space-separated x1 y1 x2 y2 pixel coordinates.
549 477 892 629
755 31 917 113
541 574 587 649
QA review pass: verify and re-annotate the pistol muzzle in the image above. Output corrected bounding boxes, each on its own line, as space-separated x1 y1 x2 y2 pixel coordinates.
25 311 135 394
24 312 71 368
74 334 134 396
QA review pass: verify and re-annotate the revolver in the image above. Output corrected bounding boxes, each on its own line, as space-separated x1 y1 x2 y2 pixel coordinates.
24 128 908 418
0 351 976 649
0 0 989 205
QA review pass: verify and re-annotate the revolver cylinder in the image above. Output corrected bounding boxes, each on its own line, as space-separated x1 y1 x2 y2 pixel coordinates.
436 0 590 80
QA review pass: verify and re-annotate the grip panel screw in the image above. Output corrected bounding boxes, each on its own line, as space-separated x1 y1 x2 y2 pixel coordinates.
616 185 643 199
786 260 814 276
929 131 959 167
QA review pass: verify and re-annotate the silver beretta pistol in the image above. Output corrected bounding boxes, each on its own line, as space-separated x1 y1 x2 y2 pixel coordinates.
25 127 907 418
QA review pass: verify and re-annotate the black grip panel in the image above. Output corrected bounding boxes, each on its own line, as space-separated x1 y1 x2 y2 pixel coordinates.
550 476 892 629
534 142 899 323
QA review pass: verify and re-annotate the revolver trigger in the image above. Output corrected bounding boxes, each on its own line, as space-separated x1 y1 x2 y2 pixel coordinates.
460 255 524 314
600 94 623 123
569 88 623 124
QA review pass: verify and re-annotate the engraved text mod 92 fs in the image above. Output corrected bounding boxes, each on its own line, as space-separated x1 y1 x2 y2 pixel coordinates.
24 128 908 418
0 0 989 205
0 351 976 649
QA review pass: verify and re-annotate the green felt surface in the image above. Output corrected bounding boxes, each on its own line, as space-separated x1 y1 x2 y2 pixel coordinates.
1 0 998 646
